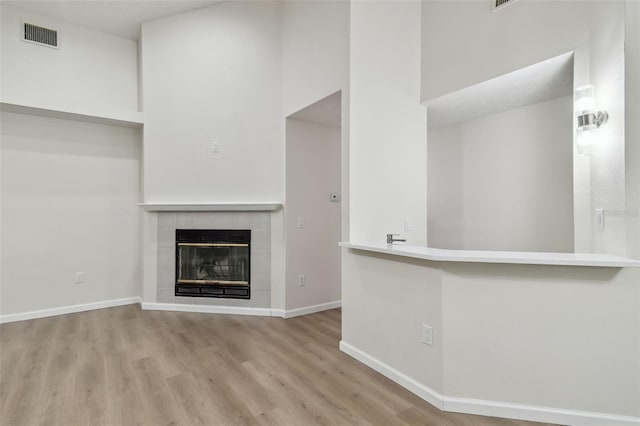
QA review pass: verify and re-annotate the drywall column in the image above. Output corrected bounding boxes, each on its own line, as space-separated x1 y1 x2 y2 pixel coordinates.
342 0 439 400
349 0 427 244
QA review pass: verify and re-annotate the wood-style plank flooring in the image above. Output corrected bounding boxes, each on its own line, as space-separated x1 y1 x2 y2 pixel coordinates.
0 305 554 425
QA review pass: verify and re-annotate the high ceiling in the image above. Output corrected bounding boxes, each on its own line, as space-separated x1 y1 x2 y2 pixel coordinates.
2 0 224 40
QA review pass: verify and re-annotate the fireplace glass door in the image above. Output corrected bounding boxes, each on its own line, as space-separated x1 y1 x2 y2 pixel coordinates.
177 243 249 285
175 229 251 299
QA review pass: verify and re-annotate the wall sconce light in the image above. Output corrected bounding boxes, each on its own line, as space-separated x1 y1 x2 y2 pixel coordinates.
575 84 608 155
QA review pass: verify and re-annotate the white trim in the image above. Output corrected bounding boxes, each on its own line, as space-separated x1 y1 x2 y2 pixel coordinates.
140 302 274 317
444 397 640 426
137 202 282 212
283 300 342 318
139 301 341 319
339 340 445 410
340 242 640 268
270 308 285 318
340 341 640 426
0 297 141 324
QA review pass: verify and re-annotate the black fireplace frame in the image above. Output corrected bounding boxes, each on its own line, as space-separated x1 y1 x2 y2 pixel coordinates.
175 229 251 299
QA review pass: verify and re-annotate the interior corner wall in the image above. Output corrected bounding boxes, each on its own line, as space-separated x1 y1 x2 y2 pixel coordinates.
349 0 427 245
0 4 139 113
140 1 282 203
285 118 341 311
0 112 141 315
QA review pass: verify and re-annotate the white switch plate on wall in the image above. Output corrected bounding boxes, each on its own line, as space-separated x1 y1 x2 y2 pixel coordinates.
75 272 85 284
595 208 604 228
297 216 305 228
422 324 433 346
210 141 221 153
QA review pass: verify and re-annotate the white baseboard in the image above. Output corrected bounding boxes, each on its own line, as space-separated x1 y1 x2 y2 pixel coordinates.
283 300 341 318
339 340 445 410
0 297 141 324
0 297 342 323
340 340 640 426
140 302 274 317
444 396 640 426
140 300 341 319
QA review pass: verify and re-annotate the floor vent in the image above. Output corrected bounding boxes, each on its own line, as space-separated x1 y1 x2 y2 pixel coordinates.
492 0 516 12
23 22 58 48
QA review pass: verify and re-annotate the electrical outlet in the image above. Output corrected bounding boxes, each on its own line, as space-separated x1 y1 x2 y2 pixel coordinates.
298 275 306 286
210 141 221 153
421 324 433 346
403 219 412 231
297 217 305 228
75 272 85 284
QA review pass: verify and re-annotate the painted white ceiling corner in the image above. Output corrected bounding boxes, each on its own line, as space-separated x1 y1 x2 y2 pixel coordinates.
425 51 574 129
2 0 224 40
288 91 342 128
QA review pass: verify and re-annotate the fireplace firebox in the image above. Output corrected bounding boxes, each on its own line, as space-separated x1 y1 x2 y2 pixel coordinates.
175 229 250 299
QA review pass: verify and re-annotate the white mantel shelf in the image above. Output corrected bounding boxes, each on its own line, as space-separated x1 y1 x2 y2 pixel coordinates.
340 242 640 268
137 202 282 212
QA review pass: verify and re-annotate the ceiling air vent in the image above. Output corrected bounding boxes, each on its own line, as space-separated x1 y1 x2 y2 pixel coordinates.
23 22 58 48
492 0 517 12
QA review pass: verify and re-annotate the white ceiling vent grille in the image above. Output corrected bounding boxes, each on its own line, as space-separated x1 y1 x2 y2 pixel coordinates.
23 23 58 48
492 0 517 12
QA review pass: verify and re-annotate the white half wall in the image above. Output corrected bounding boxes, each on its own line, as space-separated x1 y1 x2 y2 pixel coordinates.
0 112 141 315
349 0 427 245
441 263 640 418
285 118 341 311
428 96 574 252
0 4 139 113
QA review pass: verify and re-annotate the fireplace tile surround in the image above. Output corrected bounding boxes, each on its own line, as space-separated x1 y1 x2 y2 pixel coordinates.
156 211 271 308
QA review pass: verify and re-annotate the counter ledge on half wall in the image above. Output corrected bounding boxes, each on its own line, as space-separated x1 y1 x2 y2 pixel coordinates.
339 242 640 268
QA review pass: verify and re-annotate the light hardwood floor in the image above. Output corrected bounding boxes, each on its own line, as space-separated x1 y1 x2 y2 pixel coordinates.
0 305 554 426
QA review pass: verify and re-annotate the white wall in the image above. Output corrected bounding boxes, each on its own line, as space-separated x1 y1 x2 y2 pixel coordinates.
286 118 341 310
421 0 589 102
626 0 640 260
350 0 427 245
140 1 282 203
422 0 628 257
342 252 444 393
0 4 139 113
441 263 640 418
280 0 349 311
1 112 141 315
281 0 349 118
588 1 627 257
428 96 574 252
426 124 463 249
0 5 142 317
